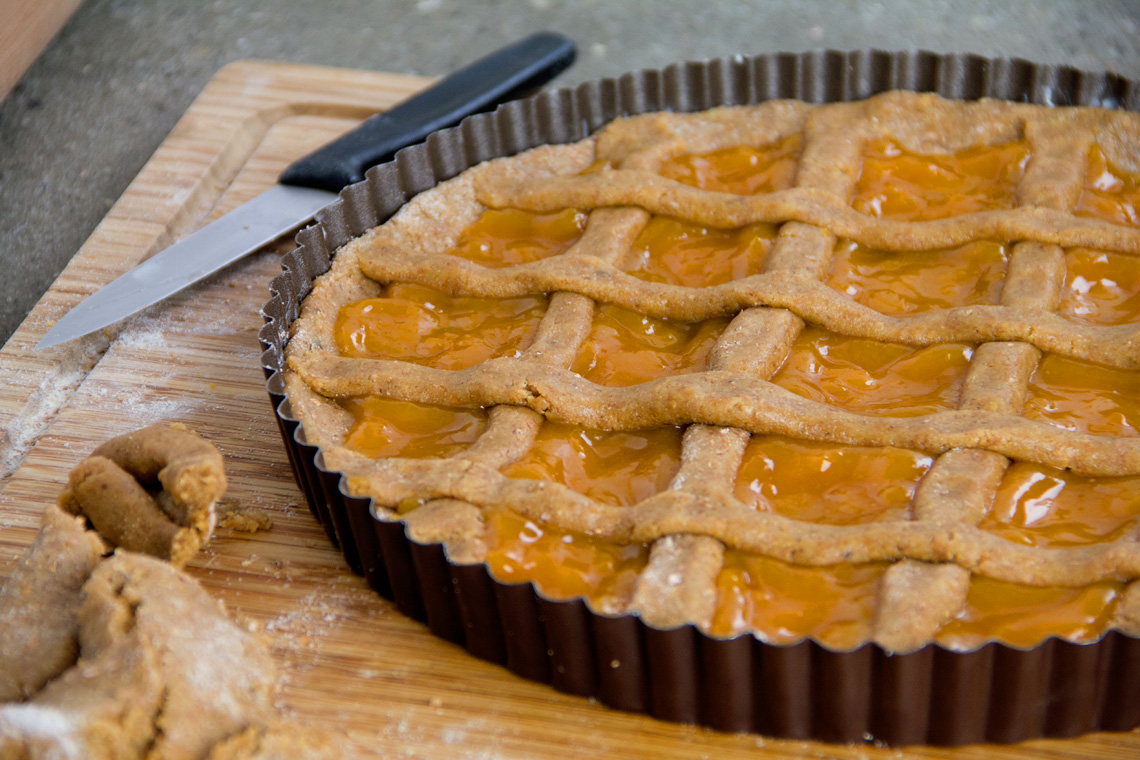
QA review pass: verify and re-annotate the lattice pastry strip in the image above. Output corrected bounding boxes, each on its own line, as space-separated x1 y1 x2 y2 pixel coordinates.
875 118 1127 651
285 91 1140 650
631 104 864 630
875 244 1064 651
403 207 649 565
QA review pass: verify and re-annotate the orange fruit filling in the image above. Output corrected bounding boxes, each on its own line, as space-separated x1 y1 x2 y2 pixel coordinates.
336 283 546 370
828 239 1008 315
1058 247 1140 325
341 397 486 460
710 553 886 649
852 137 1030 221
501 422 683 507
770 326 972 417
851 137 1029 221
734 436 932 525
980 462 1140 548
623 218 777 288
340 137 1136 650
449 207 588 267
483 507 648 611
935 577 1123 651
1023 354 1140 438
659 136 801 195
1075 145 1140 227
620 138 799 288
490 421 678 608
571 304 727 387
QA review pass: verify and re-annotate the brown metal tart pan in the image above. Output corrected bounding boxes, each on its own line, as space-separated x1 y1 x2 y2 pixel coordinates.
259 49 1140 746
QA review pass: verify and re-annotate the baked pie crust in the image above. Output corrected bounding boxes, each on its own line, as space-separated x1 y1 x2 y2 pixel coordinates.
269 66 1140 742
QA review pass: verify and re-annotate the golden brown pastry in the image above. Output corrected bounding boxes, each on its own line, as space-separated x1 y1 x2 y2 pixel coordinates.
204 723 343 760
0 552 277 760
58 424 226 568
0 505 105 702
282 90 1140 655
2 424 344 759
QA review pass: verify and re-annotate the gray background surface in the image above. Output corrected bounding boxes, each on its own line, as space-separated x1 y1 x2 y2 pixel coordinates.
2 0 1139 346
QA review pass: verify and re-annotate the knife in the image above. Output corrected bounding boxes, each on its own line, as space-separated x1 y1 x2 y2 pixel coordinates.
36 31 577 350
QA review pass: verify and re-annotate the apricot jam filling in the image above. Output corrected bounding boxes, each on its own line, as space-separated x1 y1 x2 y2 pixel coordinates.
851 138 1030 221
734 436 932 525
336 283 546 370
448 207 588 267
770 326 972 417
332 134 1133 650
659 135 802 195
1058 247 1140 326
619 138 800 289
1023 354 1140 438
710 553 886 648
483 506 648 610
572 304 728 387
490 423 678 607
828 239 1008 316
980 462 1140 548
935 577 1123 651
341 397 486 460
501 422 684 507
1075 145 1140 227
623 218 777 288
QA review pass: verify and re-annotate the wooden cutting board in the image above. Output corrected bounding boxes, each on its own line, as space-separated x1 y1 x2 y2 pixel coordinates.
0 60 1137 759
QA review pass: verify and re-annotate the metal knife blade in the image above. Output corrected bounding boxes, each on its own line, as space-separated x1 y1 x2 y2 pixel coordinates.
37 32 576 349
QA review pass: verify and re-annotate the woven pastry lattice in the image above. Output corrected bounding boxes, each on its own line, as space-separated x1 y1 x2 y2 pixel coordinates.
286 91 1140 651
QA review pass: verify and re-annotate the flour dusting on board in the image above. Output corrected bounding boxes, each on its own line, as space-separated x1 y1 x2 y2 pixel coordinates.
0 333 110 484
265 586 360 678
0 265 261 487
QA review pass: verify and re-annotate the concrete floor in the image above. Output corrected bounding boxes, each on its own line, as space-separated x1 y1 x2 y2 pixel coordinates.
1 0 1139 345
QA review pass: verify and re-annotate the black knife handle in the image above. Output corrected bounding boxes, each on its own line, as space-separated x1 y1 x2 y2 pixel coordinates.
278 31 576 193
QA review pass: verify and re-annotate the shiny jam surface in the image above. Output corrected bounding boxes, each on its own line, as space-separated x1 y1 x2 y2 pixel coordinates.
1023 354 1140 438
341 397 486 459
1075 145 1140 227
980 462 1140 548
572 304 728 387
659 136 802 195
851 138 1030 221
770 326 973 417
710 552 886 648
342 136 1137 647
501 422 684 507
622 138 799 288
734 436 932 525
336 283 546 370
935 577 1123 651
1058 248 1140 326
483 507 648 609
828 239 1008 316
623 218 777 288
448 208 588 267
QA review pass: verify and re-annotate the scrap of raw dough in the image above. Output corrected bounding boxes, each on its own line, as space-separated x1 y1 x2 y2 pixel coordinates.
0 505 106 702
0 552 277 760
2 424 345 759
58 424 226 568
215 501 273 534
0 626 163 760
89 423 226 507
205 723 344 760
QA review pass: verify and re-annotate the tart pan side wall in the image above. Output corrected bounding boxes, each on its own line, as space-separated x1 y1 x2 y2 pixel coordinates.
259 49 1140 746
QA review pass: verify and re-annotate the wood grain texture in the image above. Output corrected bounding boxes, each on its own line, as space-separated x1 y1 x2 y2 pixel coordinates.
0 59 1137 758
0 0 82 102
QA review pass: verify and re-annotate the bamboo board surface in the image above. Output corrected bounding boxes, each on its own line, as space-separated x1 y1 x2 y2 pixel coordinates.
0 0 82 102
0 59 1137 759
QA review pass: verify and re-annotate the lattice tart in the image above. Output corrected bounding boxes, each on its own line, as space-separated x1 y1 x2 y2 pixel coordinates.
265 52 1140 745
